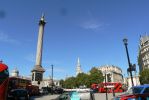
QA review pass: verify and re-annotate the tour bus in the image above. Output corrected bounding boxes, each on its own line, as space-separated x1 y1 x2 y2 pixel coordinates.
91 82 124 93
8 77 40 96
0 61 9 100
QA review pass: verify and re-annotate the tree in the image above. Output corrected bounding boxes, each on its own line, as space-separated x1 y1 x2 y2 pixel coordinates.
140 69 149 84
76 73 89 88
59 79 64 87
63 77 76 88
89 67 104 85
61 67 104 89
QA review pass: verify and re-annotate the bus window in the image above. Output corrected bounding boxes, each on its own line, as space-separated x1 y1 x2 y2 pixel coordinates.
0 69 9 85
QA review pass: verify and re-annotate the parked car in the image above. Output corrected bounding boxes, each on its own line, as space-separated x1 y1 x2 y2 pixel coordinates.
53 87 64 94
113 84 149 100
7 89 30 100
39 89 48 95
58 92 70 100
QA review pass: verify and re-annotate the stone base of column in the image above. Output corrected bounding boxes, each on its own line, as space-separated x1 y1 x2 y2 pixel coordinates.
31 65 45 83
32 81 45 89
31 65 45 72
32 81 39 86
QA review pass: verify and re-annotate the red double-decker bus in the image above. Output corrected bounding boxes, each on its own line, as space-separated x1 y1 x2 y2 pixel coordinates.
8 77 40 96
0 61 9 100
8 77 31 90
91 82 124 93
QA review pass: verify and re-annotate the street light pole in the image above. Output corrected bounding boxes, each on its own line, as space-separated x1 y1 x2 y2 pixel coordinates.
105 73 108 100
123 38 134 87
51 64 54 95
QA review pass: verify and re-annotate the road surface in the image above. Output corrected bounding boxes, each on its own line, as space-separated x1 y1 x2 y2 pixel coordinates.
30 93 122 100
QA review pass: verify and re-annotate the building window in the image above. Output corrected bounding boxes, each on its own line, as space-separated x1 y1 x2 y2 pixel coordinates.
32 73 34 81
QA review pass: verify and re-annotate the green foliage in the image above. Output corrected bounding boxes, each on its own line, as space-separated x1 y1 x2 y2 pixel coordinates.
59 79 64 87
63 77 77 88
89 67 104 84
61 67 104 89
140 69 149 84
76 73 90 88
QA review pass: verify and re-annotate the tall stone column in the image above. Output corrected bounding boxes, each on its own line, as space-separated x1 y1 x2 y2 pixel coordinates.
35 16 45 66
31 15 46 85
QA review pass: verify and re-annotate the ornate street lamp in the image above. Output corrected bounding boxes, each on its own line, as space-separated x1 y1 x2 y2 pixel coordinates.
123 38 134 87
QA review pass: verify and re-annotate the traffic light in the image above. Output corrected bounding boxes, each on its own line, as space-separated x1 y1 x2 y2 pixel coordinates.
127 64 136 74
131 64 136 71
107 74 111 82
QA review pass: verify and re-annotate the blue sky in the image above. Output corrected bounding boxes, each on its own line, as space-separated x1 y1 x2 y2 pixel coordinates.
0 0 149 79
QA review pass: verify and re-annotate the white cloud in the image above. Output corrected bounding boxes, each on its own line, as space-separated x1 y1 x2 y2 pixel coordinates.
79 10 106 32
79 16 105 32
81 20 102 30
0 32 19 44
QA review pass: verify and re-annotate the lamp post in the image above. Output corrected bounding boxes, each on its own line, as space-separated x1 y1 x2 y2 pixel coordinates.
105 72 108 100
51 64 54 95
123 38 134 87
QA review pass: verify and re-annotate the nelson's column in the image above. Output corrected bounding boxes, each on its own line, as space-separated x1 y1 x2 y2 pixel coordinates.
31 15 46 85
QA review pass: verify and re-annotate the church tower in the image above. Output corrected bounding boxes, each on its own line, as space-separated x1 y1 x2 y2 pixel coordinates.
31 14 46 85
76 57 82 75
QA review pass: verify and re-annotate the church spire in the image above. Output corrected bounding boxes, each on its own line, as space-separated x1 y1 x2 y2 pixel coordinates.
76 57 82 75
77 57 80 66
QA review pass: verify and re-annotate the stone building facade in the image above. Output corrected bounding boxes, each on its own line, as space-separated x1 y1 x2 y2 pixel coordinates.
11 68 19 77
10 68 60 89
138 35 149 72
39 78 60 89
97 65 123 83
124 75 140 88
